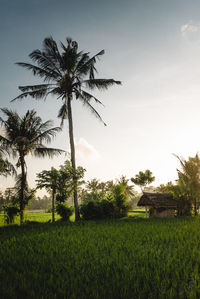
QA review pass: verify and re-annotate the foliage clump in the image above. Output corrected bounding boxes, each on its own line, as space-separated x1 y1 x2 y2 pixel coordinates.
80 199 114 220
80 183 130 220
56 203 73 221
3 205 19 224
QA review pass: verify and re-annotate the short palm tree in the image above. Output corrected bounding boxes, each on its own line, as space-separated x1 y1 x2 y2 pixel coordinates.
13 36 121 221
0 108 64 224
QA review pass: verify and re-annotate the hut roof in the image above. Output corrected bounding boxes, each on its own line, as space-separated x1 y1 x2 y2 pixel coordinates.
137 192 178 209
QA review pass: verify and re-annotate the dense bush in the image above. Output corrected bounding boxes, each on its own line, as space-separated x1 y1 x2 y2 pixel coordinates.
177 196 192 216
80 184 131 220
3 206 19 224
56 203 73 221
80 191 105 203
80 200 114 220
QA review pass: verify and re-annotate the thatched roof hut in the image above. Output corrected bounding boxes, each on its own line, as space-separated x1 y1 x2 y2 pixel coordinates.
138 192 178 217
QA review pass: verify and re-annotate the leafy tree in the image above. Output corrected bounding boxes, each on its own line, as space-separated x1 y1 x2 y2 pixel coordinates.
13 36 121 221
131 170 155 192
36 161 85 221
0 109 63 224
36 167 60 222
57 160 85 203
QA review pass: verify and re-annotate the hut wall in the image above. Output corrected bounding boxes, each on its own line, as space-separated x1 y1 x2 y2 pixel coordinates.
154 209 174 218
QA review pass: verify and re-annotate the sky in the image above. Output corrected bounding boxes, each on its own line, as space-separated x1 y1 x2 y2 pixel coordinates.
1 0 200 194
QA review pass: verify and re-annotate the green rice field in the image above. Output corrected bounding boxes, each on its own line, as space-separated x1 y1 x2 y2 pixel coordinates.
0 209 145 226
1 215 200 298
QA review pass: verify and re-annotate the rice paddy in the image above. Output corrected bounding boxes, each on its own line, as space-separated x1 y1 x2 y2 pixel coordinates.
1 216 200 298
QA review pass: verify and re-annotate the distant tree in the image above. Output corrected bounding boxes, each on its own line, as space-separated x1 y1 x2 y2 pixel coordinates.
27 195 51 210
105 180 115 192
0 109 63 224
131 170 155 192
116 175 135 198
13 36 121 221
86 178 100 193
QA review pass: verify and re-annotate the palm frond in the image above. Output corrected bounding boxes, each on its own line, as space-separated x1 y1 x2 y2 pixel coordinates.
74 89 106 126
43 36 63 66
76 50 105 79
0 155 17 177
83 78 121 90
12 88 50 102
16 62 59 81
76 89 105 106
18 84 54 92
34 147 65 158
29 49 62 78
32 126 62 144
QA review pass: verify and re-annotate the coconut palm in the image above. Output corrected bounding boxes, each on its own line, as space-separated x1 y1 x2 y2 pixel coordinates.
12 36 121 221
0 108 64 224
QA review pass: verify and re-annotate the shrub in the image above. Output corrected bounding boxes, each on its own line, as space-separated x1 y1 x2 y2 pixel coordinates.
3 206 19 224
177 196 192 216
56 203 73 221
80 200 114 220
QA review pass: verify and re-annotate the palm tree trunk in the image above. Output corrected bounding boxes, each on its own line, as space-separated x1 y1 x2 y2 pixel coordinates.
52 189 55 222
67 96 80 221
19 155 26 225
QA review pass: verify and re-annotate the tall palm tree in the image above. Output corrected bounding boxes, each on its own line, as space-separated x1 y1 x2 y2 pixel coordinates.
12 36 121 221
0 108 64 224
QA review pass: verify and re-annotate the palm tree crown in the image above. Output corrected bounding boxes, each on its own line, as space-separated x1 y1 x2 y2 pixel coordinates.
0 108 63 159
13 37 121 126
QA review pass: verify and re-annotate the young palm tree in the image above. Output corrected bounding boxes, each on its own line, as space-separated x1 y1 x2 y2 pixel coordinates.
12 36 121 221
0 108 64 224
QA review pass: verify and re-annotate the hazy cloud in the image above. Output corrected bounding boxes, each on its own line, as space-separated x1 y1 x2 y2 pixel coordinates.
181 21 200 42
75 138 100 160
